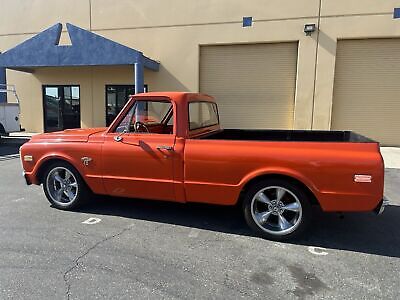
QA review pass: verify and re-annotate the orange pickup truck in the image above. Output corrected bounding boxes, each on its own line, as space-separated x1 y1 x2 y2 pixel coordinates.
20 92 387 240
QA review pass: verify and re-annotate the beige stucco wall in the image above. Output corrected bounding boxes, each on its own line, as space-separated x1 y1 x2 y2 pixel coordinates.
1 0 400 132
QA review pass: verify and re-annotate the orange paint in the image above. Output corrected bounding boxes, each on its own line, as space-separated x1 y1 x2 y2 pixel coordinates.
20 92 384 212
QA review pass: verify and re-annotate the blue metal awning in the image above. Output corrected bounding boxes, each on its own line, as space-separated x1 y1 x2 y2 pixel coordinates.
0 23 160 102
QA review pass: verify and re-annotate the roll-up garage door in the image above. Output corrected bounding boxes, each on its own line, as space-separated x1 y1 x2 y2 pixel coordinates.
332 39 400 146
200 43 298 129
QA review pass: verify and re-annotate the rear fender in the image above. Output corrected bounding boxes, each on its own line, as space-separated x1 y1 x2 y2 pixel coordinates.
239 167 321 199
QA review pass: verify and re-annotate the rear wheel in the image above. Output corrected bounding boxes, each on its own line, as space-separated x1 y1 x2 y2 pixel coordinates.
43 161 90 210
243 179 312 241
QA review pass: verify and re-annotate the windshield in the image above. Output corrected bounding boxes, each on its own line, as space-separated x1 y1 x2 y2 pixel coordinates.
115 100 173 134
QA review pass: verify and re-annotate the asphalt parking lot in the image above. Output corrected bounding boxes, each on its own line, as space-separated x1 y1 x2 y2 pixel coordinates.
1 140 399 299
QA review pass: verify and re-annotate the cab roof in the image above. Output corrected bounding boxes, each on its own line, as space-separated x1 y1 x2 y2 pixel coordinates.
132 92 215 104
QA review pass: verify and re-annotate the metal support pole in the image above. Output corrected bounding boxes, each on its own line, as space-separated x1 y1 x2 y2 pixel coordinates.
0 67 7 103
134 61 144 94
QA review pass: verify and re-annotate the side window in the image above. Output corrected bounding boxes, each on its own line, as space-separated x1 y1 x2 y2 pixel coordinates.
188 102 219 130
115 100 173 134
115 105 134 133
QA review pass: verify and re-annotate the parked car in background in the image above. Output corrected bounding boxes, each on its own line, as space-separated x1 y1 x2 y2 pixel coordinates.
19 92 387 240
0 84 21 138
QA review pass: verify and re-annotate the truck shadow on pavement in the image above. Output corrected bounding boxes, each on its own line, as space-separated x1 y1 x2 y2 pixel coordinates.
76 197 400 258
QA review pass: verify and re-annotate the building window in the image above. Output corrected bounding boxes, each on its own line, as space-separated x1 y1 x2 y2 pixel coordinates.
43 85 80 132
106 85 148 126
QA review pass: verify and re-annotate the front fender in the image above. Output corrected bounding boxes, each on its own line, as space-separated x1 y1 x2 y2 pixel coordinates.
29 153 82 184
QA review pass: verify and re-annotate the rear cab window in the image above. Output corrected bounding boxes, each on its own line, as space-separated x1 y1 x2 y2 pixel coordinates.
188 101 219 131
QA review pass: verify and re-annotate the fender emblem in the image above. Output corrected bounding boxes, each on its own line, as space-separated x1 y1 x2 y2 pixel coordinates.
81 157 92 166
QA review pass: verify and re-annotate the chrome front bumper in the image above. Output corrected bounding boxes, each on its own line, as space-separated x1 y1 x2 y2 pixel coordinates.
375 197 390 215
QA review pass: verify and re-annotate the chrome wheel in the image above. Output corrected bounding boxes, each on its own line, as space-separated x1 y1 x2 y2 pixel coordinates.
250 186 302 236
46 167 79 206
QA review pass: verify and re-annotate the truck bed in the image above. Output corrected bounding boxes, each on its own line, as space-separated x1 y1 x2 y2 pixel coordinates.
199 129 376 143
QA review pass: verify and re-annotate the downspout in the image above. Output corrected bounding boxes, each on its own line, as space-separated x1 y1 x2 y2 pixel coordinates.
134 55 144 94
310 0 322 129
0 51 7 103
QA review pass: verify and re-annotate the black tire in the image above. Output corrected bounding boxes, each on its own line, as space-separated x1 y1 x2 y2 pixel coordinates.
243 178 312 241
0 124 5 143
0 123 6 137
42 161 91 210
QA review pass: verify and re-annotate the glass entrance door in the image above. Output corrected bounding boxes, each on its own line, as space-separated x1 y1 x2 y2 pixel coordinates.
43 85 80 132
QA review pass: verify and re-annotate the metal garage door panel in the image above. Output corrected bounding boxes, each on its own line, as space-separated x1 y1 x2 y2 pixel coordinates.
332 39 400 146
200 43 298 129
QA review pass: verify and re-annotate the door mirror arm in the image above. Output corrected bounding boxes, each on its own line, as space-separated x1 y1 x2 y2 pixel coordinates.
114 129 128 142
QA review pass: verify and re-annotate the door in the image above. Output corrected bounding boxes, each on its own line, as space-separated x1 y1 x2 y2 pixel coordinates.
331 39 400 146
43 85 80 132
200 42 298 129
102 98 176 201
4 104 20 133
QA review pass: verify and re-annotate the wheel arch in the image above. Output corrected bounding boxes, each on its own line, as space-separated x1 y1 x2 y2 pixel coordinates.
36 156 88 189
237 173 320 208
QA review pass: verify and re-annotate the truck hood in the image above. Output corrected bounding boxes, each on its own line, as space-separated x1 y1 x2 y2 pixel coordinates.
30 128 107 143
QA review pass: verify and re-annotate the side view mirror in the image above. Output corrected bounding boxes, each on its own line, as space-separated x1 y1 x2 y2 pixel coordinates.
114 129 128 142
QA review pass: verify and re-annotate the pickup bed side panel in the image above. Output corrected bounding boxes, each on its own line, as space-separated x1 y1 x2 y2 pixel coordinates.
183 139 384 212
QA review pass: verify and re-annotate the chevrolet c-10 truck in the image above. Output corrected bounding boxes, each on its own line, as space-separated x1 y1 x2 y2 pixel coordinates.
20 92 387 240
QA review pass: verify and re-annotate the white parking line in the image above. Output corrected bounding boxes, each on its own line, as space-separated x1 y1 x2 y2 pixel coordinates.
308 246 329 256
188 228 200 238
13 197 25 202
82 217 102 225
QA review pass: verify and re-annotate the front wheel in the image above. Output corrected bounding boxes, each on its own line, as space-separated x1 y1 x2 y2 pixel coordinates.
243 179 312 241
43 162 90 210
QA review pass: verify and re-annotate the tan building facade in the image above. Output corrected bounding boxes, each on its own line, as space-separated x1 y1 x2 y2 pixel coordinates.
1 0 400 145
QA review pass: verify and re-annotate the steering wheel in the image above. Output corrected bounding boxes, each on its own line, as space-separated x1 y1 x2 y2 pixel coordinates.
134 121 150 133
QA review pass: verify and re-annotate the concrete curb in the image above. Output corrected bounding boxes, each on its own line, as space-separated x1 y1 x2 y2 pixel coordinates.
0 136 30 145
381 147 400 169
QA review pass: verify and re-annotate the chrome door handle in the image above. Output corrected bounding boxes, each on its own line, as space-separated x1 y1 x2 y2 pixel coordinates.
157 145 174 151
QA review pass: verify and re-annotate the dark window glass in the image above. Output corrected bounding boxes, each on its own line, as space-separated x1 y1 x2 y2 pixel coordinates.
106 85 147 126
43 85 80 132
